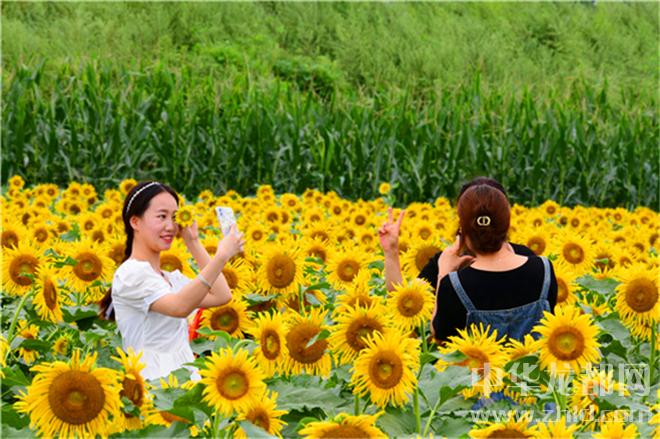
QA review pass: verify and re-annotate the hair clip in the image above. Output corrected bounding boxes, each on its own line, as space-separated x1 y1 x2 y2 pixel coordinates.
476 215 491 227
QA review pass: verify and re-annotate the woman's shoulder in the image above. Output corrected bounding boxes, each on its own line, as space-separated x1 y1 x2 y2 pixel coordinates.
114 259 160 286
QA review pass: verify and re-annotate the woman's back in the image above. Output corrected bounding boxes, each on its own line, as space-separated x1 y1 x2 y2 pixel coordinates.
432 256 557 342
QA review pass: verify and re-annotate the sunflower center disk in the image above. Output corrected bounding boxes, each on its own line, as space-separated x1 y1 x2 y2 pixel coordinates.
217 370 248 400
369 351 403 389
337 260 359 282
563 243 584 264
262 331 281 360
10 255 39 286
73 253 102 281
121 377 145 407
625 278 658 312
212 309 239 333
488 428 528 439
48 370 105 425
286 323 327 364
266 254 296 288
549 328 585 361
415 246 440 271
556 280 568 303
321 426 370 439
223 269 238 289
346 318 382 351
44 280 58 310
160 255 183 272
2 231 19 248
397 292 423 317
248 409 270 431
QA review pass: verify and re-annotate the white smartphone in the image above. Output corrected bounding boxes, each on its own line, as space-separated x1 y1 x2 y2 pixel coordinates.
215 206 237 236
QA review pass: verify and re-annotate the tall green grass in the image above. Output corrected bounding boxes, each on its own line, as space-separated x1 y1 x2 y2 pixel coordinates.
3 2 658 100
3 63 657 208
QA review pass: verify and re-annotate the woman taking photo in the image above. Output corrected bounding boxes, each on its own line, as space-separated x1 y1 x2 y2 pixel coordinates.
379 177 557 342
100 181 244 379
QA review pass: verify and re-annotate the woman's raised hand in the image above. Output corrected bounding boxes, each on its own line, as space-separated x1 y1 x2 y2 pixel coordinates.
216 225 245 262
378 207 405 254
180 221 199 244
437 236 475 279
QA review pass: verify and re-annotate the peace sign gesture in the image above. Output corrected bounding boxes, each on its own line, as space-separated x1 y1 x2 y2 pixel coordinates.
378 207 405 254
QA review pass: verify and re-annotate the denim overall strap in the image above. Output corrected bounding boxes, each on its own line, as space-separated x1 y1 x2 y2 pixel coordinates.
448 271 477 312
539 256 551 301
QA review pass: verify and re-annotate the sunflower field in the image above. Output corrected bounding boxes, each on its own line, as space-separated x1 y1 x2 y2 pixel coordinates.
1 176 659 438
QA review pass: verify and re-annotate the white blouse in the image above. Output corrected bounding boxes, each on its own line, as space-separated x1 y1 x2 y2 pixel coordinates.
111 259 198 380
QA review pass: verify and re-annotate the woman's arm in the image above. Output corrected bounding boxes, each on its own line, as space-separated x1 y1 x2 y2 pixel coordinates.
151 227 244 317
181 222 234 308
379 208 405 291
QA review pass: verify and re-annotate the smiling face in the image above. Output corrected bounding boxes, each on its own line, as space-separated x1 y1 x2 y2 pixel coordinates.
130 192 179 253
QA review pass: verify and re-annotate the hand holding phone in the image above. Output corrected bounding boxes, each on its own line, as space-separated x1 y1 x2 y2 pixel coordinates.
215 206 237 237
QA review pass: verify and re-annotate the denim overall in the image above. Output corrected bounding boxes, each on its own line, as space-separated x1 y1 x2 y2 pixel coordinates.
448 256 552 410
448 256 551 342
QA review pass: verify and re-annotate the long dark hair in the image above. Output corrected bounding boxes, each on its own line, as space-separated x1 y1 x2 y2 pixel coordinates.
99 181 179 321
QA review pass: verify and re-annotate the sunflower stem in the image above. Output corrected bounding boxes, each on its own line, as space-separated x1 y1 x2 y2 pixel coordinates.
420 323 428 354
298 287 306 316
354 393 361 415
6 289 34 345
413 387 422 434
422 394 443 436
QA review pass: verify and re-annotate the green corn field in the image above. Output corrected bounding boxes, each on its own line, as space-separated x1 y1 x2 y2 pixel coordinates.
2 63 657 208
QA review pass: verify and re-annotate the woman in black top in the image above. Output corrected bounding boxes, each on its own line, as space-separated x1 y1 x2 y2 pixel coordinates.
379 177 557 342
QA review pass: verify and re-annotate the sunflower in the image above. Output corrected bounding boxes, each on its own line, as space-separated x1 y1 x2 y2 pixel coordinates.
112 347 150 431
106 237 126 267
299 413 386 439
234 390 287 439
256 243 305 296
351 330 419 408
0 335 8 375
221 259 253 294
569 367 628 425
15 320 40 365
158 241 194 277
553 260 579 308
1 217 25 249
530 416 578 438
280 193 301 212
519 224 553 256
329 303 391 365
246 312 288 377
614 265 659 340
335 270 380 311
52 334 71 357
14 350 122 439
200 347 267 417
386 279 434 332
119 178 138 195
282 308 332 377
504 333 537 362
62 238 114 301
469 410 534 439
592 421 639 439
436 323 509 398
301 236 334 267
2 240 43 296
174 205 196 228
553 231 594 273
402 240 443 278
327 249 370 291
8 174 25 189
33 263 70 322
200 299 251 339
378 182 391 195
532 306 601 376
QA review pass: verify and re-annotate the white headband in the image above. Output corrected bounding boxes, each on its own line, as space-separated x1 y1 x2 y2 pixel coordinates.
125 182 160 214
